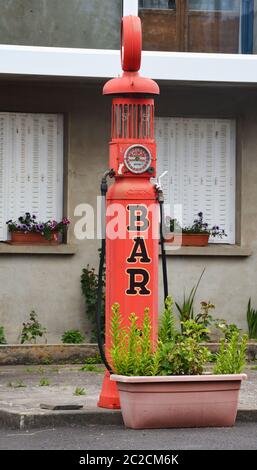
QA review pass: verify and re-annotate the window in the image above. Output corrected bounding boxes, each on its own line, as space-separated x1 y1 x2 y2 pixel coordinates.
0 113 63 241
139 0 254 54
156 117 236 244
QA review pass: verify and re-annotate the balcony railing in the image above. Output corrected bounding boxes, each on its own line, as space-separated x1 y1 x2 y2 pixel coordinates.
139 0 255 54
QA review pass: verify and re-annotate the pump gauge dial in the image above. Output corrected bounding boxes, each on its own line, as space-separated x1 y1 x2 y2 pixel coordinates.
124 145 152 174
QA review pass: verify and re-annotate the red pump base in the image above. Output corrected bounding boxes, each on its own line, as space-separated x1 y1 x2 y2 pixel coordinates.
97 371 121 409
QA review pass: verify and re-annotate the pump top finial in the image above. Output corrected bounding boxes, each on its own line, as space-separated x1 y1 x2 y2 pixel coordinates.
103 15 159 96
121 15 142 72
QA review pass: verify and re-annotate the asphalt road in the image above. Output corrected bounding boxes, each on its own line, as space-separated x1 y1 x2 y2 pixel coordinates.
0 422 256 450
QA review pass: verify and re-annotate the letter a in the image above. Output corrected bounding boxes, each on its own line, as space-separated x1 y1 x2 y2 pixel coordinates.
127 237 151 263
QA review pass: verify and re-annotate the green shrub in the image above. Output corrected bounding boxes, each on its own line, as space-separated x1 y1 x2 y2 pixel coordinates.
81 252 105 342
84 354 102 364
214 331 247 374
175 268 205 325
61 329 85 344
159 296 177 343
110 303 156 376
247 298 257 339
20 311 46 344
110 298 210 376
158 321 211 376
73 387 86 396
0 326 7 344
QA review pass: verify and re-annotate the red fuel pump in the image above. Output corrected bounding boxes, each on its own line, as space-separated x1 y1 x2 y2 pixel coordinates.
97 16 167 409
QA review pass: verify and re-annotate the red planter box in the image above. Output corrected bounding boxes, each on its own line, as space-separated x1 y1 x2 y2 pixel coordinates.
9 231 60 245
165 233 210 246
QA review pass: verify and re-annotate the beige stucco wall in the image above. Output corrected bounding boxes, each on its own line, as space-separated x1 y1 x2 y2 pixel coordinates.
0 79 257 343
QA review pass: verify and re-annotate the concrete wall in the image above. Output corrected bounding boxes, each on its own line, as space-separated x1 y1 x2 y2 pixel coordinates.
0 0 121 49
0 79 257 342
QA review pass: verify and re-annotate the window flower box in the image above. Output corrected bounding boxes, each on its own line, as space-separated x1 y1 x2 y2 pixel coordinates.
9 231 60 245
6 213 70 245
165 212 226 246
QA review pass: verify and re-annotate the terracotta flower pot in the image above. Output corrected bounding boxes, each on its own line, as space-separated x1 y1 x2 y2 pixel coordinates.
9 231 60 245
165 233 209 246
111 374 247 429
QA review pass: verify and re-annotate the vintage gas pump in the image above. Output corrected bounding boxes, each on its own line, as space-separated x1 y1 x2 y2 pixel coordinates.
97 16 167 409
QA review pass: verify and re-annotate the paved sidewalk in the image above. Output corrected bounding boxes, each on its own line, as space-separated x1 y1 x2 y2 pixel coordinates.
0 364 256 429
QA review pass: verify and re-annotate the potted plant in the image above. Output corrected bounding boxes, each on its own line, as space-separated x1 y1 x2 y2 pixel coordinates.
6 213 70 245
109 298 247 429
165 212 226 246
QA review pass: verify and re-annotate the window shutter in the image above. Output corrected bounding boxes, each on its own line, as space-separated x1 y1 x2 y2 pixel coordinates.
0 112 63 241
0 114 9 240
156 117 236 244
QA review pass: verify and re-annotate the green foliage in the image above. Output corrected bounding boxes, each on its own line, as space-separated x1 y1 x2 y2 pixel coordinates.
61 329 85 344
215 319 241 340
214 331 248 374
39 377 50 386
80 364 103 373
20 311 46 344
247 298 257 339
73 387 86 396
158 321 211 376
159 296 177 343
41 357 53 365
110 303 159 376
110 301 210 376
84 354 102 364
81 251 105 341
175 268 205 324
0 326 7 344
14 380 27 388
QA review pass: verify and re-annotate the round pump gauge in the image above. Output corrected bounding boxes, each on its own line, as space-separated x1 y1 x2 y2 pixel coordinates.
124 145 152 174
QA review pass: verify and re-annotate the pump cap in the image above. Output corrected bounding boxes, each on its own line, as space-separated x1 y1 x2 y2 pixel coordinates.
121 16 142 72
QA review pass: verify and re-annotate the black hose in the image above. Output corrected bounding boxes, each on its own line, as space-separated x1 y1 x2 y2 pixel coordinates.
96 170 114 374
159 197 169 300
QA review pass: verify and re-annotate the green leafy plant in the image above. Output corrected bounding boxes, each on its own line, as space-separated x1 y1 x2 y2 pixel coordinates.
80 364 103 373
0 326 7 344
14 380 27 388
159 296 177 343
81 250 105 342
20 311 47 344
73 387 86 396
110 303 157 376
84 354 102 365
39 377 50 386
158 321 211 376
215 319 241 340
110 298 210 376
61 329 85 344
41 357 53 365
214 331 247 374
175 268 205 324
247 298 257 339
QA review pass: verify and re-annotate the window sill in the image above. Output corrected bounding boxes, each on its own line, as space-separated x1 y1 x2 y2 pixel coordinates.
163 244 252 257
0 243 77 255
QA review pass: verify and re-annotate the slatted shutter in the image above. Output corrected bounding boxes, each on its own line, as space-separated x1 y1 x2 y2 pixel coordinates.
156 117 236 244
0 114 9 240
0 112 63 241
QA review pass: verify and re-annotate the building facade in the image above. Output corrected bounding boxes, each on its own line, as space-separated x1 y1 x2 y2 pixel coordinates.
1 0 257 342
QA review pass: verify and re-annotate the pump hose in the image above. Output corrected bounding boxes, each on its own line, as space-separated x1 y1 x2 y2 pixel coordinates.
96 172 168 373
159 196 169 300
96 170 114 373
